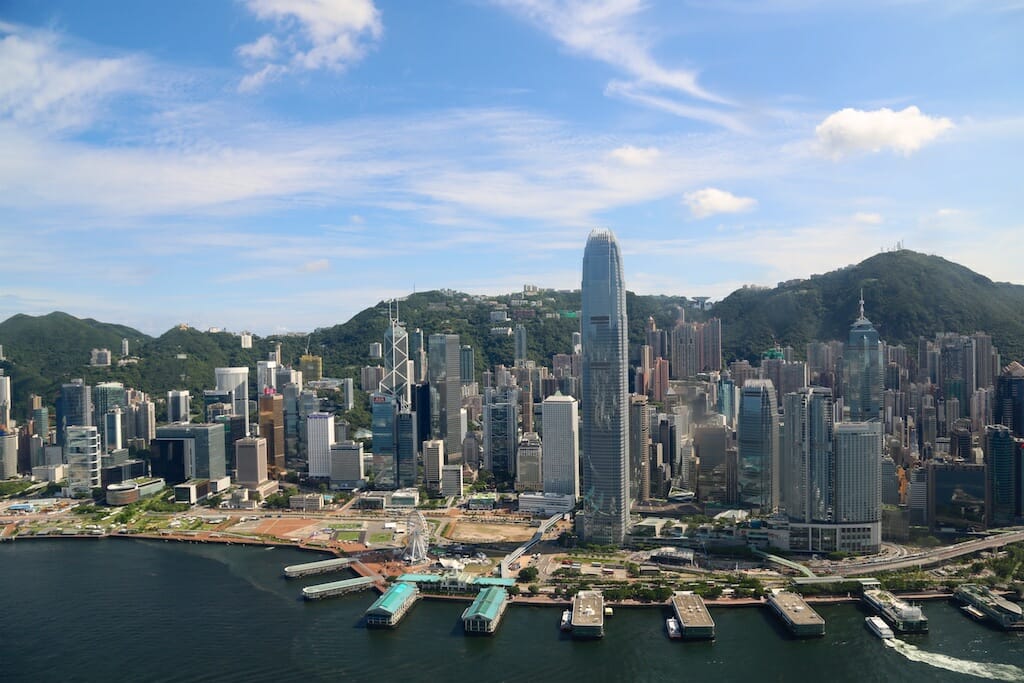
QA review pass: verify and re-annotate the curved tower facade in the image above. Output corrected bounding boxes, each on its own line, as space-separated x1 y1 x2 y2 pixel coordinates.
580 229 630 545
846 293 883 422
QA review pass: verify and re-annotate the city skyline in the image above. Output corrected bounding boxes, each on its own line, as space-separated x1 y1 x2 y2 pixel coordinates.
2 1 1023 335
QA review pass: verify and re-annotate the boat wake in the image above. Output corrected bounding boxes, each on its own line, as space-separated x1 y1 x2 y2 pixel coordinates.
883 638 1024 681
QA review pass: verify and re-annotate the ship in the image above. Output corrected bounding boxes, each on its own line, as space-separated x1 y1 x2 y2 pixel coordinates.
954 584 1024 630
864 616 894 639
666 617 682 640
560 609 572 632
862 589 928 633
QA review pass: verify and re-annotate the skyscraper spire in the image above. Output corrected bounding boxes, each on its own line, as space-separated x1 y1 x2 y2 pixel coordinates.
859 288 865 320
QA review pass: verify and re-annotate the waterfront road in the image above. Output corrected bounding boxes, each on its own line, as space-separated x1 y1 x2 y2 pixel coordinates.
838 528 1024 576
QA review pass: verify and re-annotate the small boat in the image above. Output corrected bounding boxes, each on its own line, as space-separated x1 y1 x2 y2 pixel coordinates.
960 604 987 622
560 610 572 632
666 617 682 640
604 606 615 617
865 616 894 640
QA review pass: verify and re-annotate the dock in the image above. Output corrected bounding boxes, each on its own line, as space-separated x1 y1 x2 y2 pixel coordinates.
284 557 354 578
671 592 715 640
462 587 509 635
954 584 1024 630
302 576 376 600
767 591 825 638
571 590 605 639
862 589 928 633
365 582 419 627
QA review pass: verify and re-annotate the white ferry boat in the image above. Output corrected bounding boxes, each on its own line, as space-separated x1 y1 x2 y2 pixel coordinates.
865 616 894 639
666 617 682 639
560 610 572 632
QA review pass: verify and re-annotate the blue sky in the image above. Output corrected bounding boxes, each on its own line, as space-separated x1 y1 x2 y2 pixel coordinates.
1 0 1021 335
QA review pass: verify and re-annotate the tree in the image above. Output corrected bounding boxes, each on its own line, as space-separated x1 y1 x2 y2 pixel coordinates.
508 585 521 596
528 584 540 595
517 566 539 583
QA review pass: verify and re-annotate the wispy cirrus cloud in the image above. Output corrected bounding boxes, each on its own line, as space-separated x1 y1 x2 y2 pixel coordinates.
0 23 144 131
815 106 954 159
237 0 383 92
495 0 739 128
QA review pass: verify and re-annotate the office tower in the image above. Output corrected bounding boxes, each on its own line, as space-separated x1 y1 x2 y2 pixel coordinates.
382 311 411 405
541 394 579 498
306 412 335 478
57 379 93 444
514 325 528 367
92 382 127 446
369 342 383 359
341 378 354 411
410 328 426 383
330 440 365 488
371 392 398 487
717 376 737 427
32 407 49 440
783 387 834 522
256 360 278 392
235 437 268 488
441 465 463 497
483 386 519 481
412 382 431 449
928 460 986 530
258 393 285 471
167 390 191 423
396 410 418 488
214 367 250 435
428 333 462 458
65 425 101 495
153 423 226 482
881 455 900 505
580 228 630 545
361 365 384 392
737 379 779 510
695 423 729 504
240 332 253 349
0 428 17 478
629 395 651 504
845 293 883 421
985 424 1017 526
423 439 444 491
996 362 1024 437
458 345 475 388
90 348 112 366
103 408 123 452
135 401 156 442
299 354 323 383
515 432 543 491
276 366 301 390
834 422 882 526
0 370 9 427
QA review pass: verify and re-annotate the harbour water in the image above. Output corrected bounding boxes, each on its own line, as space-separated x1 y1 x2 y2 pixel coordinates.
1 540 1023 682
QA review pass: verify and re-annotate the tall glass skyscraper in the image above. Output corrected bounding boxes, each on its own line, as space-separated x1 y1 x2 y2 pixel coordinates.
738 379 779 510
580 229 630 545
783 387 834 522
846 294 883 421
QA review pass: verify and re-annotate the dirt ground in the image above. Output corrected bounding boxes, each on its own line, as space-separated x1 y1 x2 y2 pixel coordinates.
252 517 320 539
446 521 537 543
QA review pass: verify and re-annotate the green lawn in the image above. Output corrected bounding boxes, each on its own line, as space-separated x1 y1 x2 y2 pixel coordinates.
368 532 393 543
333 531 362 541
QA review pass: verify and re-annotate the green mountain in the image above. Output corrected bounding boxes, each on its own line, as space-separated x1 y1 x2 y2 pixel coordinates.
5 249 1023 421
712 250 1024 362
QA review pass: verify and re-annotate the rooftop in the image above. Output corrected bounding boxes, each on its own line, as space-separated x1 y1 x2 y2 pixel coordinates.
572 590 604 627
463 586 508 621
769 591 824 626
366 582 417 616
671 593 714 628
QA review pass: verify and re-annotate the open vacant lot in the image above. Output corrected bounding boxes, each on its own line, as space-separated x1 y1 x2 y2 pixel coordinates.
447 521 536 543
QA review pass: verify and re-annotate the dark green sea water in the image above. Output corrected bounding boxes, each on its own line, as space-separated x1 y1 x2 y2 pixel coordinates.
1 539 1022 682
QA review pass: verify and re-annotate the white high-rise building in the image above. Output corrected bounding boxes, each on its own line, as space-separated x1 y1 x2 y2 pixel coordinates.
215 367 250 435
0 430 17 478
103 408 123 452
257 361 279 392
423 439 445 491
306 412 335 478
835 422 883 524
65 425 101 496
0 370 10 428
515 432 543 492
542 394 579 499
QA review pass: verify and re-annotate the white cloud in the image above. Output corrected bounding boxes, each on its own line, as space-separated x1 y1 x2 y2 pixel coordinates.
0 25 142 130
300 258 330 272
815 106 954 158
683 188 757 218
852 211 883 225
609 145 660 166
497 0 737 128
238 0 382 91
